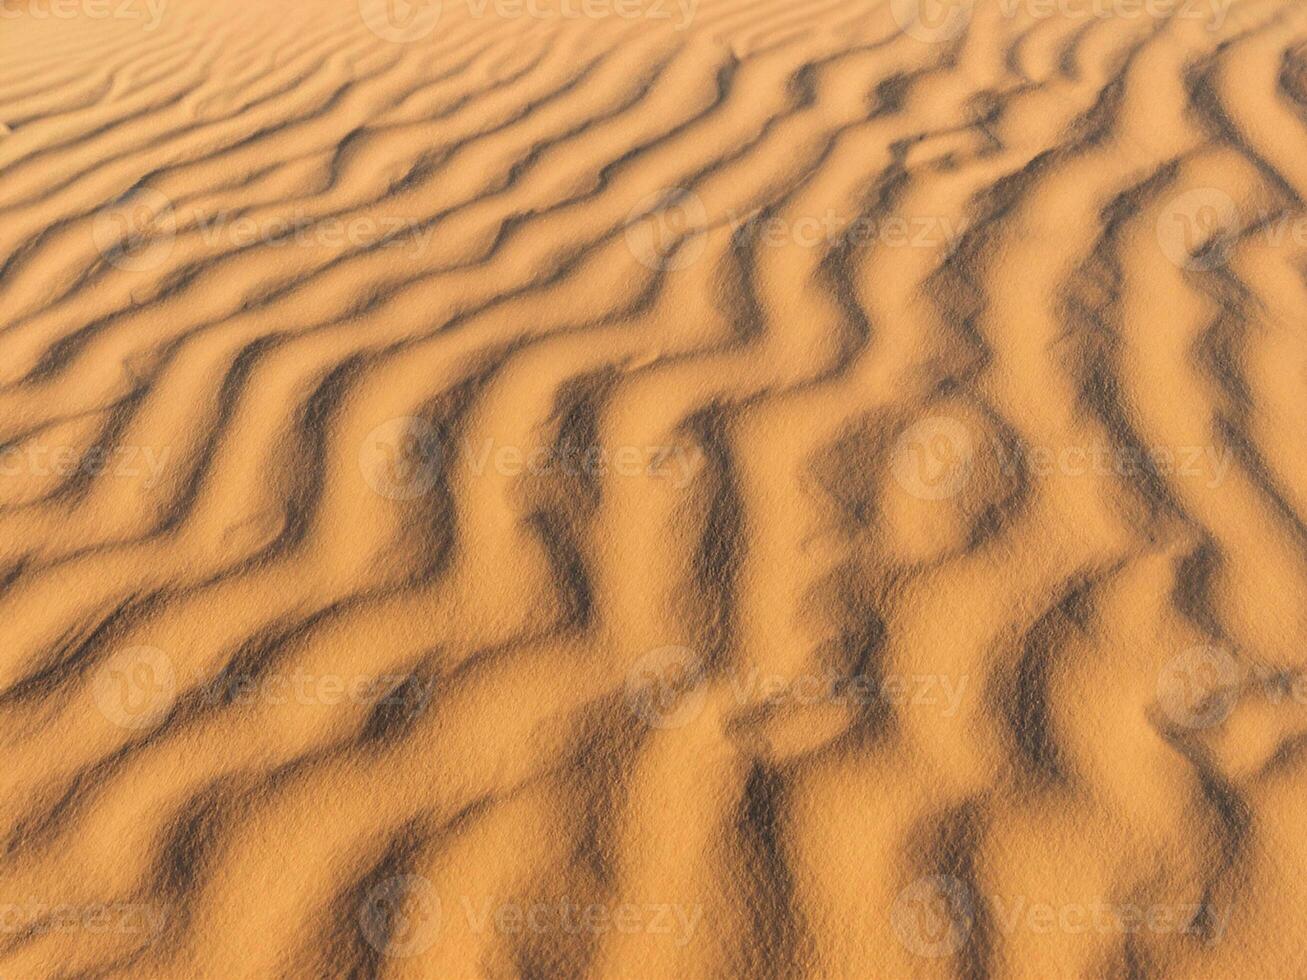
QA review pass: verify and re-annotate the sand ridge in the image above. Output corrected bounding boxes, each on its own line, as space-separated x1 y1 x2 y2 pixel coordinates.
2 0 1307 976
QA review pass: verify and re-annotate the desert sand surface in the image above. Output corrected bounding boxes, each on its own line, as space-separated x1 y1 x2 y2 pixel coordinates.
3 0 1307 975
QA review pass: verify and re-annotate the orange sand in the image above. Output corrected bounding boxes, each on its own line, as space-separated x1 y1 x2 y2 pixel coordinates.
2 0 1307 975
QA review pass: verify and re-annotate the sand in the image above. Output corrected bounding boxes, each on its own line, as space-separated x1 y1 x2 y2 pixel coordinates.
2 0 1307 975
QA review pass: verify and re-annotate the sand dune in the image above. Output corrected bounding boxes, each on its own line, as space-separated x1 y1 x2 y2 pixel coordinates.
2 0 1307 975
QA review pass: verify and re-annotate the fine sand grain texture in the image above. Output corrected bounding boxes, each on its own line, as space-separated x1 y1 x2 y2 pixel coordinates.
3 0 1307 975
